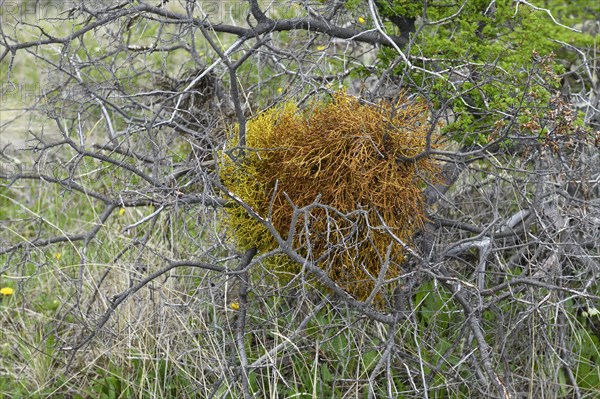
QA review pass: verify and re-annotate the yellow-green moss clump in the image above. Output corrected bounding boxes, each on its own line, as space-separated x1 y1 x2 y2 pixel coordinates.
220 93 439 301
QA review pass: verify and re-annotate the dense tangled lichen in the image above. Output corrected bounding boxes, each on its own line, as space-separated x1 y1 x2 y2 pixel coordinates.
220 93 439 300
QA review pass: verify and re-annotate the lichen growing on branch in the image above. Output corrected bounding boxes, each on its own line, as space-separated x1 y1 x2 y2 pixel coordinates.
221 93 440 300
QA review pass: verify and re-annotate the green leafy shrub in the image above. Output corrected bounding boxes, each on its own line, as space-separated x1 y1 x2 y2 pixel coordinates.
376 0 600 145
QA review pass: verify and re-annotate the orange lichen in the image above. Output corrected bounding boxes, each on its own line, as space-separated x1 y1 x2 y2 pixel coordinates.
221 93 439 301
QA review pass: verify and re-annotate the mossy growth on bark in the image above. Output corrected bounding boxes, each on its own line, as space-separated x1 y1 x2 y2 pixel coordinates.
220 93 440 301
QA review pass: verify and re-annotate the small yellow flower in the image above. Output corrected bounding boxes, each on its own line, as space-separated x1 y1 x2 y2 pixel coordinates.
229 302 240 311
54 252 61 260
277 87 283 94
357 16 366 24
316 45 326 51
119 207 126 216
0 287 14 296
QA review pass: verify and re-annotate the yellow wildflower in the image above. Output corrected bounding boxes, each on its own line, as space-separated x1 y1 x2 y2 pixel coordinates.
358 16 366 24
316 45 326 51
229 302 240 311
119 207 126 216
54 252 61 260
0 287 14 296
277 87 283 94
